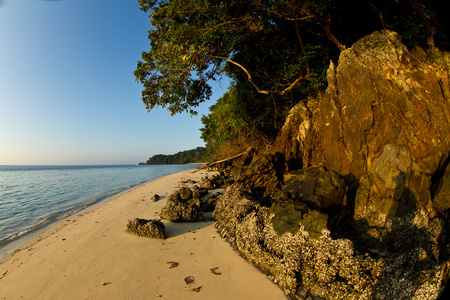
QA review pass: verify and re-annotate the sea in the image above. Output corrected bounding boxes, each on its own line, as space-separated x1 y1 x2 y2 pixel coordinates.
0 164 197 256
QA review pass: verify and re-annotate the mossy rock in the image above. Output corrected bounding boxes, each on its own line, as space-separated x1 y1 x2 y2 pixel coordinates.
301 210 328 239
270 201 305 235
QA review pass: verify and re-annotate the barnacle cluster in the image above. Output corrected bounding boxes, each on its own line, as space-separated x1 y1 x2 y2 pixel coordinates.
214 184 444 299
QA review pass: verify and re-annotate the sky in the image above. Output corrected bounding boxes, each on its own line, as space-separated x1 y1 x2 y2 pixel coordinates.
0 0 229 165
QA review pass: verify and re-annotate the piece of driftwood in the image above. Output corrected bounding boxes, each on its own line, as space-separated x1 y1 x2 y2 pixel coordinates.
194 148 253 172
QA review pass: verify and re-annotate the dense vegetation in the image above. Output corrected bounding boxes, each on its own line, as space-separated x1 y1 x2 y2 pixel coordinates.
146 147 209 164
135 0 449 159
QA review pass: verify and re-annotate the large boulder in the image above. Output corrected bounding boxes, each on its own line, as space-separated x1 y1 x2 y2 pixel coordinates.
276 30 450 224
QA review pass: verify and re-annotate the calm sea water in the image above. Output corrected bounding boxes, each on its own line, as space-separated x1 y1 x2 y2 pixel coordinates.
0 164 196 251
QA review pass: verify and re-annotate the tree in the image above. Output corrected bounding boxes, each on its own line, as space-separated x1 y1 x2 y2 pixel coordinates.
134 0 343 115
135 0 447 117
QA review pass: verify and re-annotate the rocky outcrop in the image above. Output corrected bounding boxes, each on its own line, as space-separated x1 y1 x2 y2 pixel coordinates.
126 218 165 239
214 30 450 298
277 30 450 225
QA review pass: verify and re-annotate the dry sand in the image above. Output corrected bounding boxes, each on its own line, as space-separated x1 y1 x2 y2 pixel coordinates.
0 168 287 299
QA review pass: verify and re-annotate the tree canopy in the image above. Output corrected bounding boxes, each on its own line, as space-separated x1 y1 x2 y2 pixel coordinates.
135 0 448 116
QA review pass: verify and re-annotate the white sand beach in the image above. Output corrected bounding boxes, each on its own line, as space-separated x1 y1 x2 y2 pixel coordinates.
0 168 287 299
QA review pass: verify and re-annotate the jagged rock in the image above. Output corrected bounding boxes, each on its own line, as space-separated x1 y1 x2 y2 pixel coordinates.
281 166 345 212
160 200 205 222
301 210 329 240
233 153 285 195
276 30 450 222
354 144 420 229
126 218 165 239
150 194 160 202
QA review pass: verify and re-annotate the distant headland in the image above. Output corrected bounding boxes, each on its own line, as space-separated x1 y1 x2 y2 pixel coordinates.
138 147 209 165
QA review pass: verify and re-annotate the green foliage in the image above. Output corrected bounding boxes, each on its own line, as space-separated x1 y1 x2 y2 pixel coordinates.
135 0 448 113
146 147 209 164
200 84 247 149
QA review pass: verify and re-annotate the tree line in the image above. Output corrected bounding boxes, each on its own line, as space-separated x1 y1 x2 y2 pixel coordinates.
146 147 210 164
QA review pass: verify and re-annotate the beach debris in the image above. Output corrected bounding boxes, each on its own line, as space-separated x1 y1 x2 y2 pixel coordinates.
126 218 165 239
101 282 106 286
210 267 222 275
166 261 179 268
151 194 160 202
190 286 202 293
184 276 195 284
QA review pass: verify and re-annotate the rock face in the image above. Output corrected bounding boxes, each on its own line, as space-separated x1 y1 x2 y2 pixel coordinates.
277 30 450 226
214 30 450 298
126 218 165 239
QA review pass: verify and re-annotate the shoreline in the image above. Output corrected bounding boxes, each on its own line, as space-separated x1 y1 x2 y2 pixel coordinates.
0 168 287 299
0 164 199 258
0 178 157 259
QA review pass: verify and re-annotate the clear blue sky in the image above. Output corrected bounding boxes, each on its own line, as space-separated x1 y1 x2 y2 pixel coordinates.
0 0 229 165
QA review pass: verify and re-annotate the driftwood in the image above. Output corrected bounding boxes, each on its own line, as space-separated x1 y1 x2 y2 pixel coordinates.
193 148 254 172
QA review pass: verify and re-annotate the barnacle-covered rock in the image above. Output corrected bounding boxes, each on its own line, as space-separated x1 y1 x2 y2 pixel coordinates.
214 184 444 299
160 199 205 222
178 186 193 201
126 218 165 239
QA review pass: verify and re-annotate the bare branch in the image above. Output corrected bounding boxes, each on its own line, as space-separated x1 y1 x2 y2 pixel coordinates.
208 56 310 96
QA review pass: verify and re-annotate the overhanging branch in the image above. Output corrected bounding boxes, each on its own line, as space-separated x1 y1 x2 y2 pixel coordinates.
208 55 310 96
